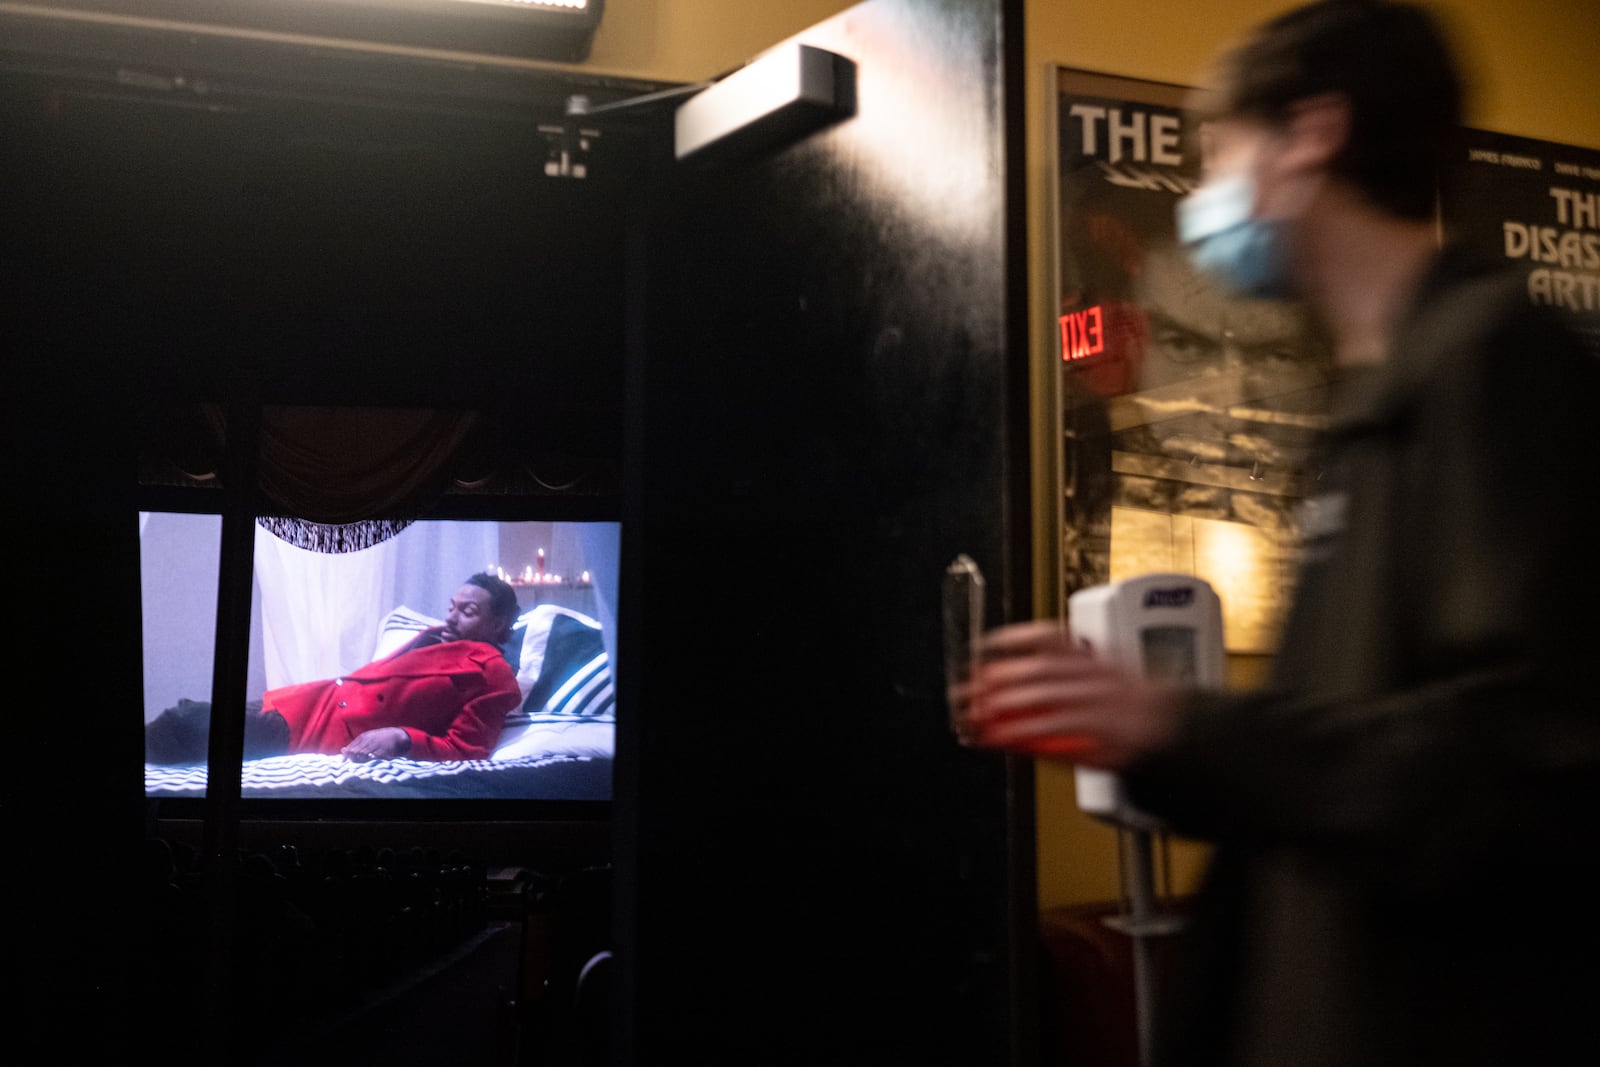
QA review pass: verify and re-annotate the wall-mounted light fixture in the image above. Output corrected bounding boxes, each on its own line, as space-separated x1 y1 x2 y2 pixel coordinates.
675 41 857 165
427 0 607 61
1 0 609 63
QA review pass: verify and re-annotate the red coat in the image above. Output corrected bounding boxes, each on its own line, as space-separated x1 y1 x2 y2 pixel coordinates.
263 639 520 761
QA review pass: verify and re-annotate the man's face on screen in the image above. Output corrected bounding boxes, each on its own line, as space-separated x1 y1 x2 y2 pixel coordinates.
445 584 501 645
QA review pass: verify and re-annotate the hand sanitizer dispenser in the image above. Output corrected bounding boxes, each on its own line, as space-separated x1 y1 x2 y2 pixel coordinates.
1068 572 1224 828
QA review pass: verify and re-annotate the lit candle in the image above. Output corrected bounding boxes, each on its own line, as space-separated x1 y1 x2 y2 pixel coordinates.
536 548 546 579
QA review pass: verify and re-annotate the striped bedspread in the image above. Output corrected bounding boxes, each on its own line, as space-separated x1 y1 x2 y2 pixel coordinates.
145 750 605 799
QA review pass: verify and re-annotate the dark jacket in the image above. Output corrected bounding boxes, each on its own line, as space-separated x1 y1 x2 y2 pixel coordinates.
1124 248 1600 1066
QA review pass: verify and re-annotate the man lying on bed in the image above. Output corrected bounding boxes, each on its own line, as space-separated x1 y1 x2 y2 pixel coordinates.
145 572 522 764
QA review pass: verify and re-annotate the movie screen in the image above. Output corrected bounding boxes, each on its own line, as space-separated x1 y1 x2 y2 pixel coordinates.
141 513 618 802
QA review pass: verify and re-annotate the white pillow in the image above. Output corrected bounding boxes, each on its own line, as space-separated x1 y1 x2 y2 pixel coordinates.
493 718 614 761
373 605 442 661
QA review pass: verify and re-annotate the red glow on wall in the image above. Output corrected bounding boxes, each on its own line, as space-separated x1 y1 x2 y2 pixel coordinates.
1060 305 1106 362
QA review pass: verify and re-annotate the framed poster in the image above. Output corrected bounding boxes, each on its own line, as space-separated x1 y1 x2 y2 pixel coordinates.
1050 67 1335 654
1439 128 1600 360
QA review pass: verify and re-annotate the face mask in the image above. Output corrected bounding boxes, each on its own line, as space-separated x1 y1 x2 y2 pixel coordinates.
1176 173 1293 299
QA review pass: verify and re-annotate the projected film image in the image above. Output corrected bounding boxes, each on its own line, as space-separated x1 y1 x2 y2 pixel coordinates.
141 514 618 802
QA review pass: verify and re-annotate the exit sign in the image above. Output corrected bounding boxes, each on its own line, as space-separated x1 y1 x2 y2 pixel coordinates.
1059 305 1105 362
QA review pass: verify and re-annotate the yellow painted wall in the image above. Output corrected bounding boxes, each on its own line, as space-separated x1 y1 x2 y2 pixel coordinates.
579 0 858 83
1024 0 1600 909
555 0 1600 911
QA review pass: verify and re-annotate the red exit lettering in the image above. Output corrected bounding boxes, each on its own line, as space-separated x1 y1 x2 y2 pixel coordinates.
1059 305 1106 362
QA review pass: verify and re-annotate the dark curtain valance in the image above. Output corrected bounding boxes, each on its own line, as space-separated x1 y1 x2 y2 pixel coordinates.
138 402 618 534
200 403 479 524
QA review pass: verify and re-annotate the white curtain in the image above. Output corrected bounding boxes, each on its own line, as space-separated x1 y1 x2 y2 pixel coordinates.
254 520 499 688
577 521 620 666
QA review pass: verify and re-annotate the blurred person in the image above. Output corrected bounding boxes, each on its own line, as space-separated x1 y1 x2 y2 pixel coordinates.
145 572 521 763
965 2 1600 1064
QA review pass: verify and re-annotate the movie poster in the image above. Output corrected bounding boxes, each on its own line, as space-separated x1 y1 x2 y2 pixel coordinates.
1438 128 1600 359
1052 68 1334 654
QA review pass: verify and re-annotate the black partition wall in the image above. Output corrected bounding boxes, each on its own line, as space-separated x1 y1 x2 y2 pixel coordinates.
2 17 658 1058
621 1 1034 1062
3 0 1034 1062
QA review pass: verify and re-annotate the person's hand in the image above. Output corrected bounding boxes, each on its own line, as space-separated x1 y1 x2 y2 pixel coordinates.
963 619 1182 770
402 625 450 653
342 727 412 762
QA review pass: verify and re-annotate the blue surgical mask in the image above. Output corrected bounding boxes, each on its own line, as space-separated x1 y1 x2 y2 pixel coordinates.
1176 173 1293 299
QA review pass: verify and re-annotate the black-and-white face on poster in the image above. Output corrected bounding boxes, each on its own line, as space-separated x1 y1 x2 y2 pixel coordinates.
1053 70 1334 644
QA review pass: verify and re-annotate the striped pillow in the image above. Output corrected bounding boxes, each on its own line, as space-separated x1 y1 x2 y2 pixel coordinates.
513 608 614 723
